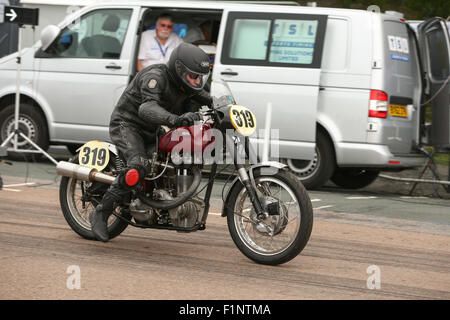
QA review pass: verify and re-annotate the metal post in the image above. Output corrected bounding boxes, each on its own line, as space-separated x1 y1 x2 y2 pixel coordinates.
13 25 22 151
447 151 450 193
262 102 272 164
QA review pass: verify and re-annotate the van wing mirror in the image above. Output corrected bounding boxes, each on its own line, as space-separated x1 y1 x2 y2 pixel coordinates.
40 25 60 51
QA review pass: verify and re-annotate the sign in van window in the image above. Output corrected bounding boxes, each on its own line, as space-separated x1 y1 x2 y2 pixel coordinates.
223 12 327 68
269 19 318 64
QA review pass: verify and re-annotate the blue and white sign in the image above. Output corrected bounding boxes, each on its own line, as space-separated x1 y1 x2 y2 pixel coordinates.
387 34 410 61
269 19 318 64
390 53 410 62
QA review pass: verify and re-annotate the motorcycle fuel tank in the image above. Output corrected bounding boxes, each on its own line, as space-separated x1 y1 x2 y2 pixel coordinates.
158 123 214 154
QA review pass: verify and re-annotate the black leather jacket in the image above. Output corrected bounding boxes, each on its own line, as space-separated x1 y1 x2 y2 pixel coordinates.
110 63 211 136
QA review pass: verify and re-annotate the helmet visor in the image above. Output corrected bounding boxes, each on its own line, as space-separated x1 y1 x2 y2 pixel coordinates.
175 60 210 90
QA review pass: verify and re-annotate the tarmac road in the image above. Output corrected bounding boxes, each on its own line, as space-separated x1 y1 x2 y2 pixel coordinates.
1 179 449 300
1 146 450 300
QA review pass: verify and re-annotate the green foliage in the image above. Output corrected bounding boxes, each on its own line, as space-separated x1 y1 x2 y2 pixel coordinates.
298 0 450 20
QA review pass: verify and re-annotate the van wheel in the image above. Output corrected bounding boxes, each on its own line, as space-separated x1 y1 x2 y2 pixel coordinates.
331 169 380 189
0 104 49 161
286 130 335 189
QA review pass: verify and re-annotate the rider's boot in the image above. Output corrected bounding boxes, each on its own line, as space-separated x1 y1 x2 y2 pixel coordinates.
89 181 125 242
89 203 112 242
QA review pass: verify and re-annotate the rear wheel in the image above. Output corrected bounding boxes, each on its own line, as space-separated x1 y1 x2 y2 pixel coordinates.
225 168 313 265
59 156 129 240
331 168 380 189
286 130 335 189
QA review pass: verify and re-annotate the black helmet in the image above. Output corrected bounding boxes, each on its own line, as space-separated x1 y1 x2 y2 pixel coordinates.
168 43 210 93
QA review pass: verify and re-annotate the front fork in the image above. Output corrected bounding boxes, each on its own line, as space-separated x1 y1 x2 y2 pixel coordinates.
228 135 268 220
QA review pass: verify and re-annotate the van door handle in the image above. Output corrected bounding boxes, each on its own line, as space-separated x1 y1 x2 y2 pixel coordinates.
221 71 238 76
106 64 121 70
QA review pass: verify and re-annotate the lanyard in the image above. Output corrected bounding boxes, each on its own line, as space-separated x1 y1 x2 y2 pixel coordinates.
154 37 169 58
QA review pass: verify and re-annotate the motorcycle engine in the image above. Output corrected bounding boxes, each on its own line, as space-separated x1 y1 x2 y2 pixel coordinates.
129 198 157 225
168 197 204 228
169 169 204 228
130 169 204 228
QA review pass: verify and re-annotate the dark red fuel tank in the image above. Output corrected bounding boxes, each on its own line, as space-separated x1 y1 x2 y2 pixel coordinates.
158 123 214 154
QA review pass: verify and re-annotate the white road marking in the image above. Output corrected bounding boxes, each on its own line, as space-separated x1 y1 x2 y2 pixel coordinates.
314 205 334 210
2 188 21 192
4 182 36 187
346 196 378 200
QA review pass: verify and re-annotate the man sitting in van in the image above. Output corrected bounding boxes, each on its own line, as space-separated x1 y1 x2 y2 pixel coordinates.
137 14 184 71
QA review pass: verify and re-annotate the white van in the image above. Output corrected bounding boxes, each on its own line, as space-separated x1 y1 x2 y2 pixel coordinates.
0 1 449 189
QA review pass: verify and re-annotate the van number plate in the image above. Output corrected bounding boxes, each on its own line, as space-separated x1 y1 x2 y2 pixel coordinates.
389 104 408 117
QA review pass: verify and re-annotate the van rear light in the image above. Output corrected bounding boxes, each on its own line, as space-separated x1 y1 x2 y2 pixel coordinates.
369 90 388 118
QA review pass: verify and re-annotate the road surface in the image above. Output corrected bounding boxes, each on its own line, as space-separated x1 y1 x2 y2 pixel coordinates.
1 181 449 300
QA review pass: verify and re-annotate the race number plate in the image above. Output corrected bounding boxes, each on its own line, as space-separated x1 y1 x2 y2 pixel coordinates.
78 140 110 172
389 104 408 117
229 105 257 136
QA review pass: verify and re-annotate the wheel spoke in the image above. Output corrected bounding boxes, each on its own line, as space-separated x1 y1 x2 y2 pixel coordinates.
232 176 301 256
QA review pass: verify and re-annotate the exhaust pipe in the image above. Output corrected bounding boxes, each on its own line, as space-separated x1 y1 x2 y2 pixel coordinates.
56 161 115 184
57 161 202 210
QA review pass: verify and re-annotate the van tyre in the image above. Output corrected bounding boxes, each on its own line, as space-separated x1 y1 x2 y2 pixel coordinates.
0 103 49 161
286 130 335 189
331 169 380 189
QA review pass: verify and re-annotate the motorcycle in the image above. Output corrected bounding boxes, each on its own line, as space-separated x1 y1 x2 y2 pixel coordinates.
56 81 313 265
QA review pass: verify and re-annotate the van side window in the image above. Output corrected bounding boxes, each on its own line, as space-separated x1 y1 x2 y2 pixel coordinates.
223 12 327 68
47 9 132 59
229 19 271 60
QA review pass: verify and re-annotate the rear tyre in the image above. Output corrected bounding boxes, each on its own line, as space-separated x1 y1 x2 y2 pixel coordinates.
225 168 313 265
286 130 335 189
0 103 49 161
331 168 380 189
59 156 129 240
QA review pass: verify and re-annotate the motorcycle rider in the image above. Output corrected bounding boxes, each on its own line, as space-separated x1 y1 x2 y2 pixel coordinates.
89 43 212 242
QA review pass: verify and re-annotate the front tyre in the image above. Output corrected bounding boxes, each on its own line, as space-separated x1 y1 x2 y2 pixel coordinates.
225 168 313 265
59 157 129 241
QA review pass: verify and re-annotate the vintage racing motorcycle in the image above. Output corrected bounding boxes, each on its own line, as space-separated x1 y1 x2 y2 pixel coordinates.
56 81 313 265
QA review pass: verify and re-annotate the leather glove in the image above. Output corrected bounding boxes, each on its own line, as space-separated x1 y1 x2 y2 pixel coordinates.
174 112 201 127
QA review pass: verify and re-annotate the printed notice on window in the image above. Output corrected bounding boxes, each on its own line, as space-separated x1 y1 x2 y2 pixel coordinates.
268 19 318 64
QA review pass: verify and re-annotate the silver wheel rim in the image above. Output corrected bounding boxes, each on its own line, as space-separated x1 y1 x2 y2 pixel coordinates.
66 178 118 231
287 150 319 178
233 177 301 256
2 116 37 148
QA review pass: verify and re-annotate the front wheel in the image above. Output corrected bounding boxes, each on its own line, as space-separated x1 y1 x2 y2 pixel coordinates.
225 168 313 265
